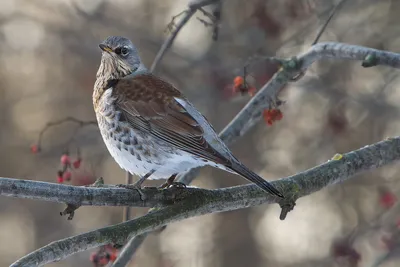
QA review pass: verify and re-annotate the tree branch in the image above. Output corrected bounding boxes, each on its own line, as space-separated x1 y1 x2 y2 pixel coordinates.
35 117 97 151
10 135 400 266
0 178 195 208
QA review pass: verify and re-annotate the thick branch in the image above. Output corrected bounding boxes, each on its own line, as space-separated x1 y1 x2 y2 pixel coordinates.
299 42 400 69
0 179 196 208
11 136 400 266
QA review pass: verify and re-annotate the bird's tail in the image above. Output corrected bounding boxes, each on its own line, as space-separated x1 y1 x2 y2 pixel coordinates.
229 162 284 198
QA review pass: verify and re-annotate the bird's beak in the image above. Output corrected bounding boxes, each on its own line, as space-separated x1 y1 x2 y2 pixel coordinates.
99 44 113 53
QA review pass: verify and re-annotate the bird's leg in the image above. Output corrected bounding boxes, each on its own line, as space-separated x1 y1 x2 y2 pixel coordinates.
159 174 186 189
132 173 151 188
117 170 155 188
159 174 177 189
117 169 156 200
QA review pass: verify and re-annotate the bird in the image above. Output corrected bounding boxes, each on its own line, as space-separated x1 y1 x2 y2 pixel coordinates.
93 36 284 198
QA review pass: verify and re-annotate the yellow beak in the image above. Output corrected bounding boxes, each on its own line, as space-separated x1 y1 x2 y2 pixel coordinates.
99 44 113 53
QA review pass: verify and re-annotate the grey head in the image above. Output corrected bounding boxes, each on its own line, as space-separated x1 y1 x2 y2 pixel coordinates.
97 36 147 80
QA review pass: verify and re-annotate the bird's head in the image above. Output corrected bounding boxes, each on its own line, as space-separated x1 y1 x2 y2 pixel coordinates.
97 36 146 79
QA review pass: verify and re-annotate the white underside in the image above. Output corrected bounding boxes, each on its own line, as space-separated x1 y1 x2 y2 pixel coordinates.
102 134 230 180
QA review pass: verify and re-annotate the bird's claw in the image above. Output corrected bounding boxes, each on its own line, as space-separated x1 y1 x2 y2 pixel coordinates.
159 181 186 189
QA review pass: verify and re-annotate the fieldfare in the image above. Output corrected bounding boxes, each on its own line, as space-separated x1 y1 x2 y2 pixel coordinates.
93 36 284 198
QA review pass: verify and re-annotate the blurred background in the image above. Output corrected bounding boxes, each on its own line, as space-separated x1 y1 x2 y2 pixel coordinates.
1 0 400 266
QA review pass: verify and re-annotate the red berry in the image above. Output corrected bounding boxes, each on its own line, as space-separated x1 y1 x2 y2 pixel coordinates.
72 159 81 169
262 109 283 126
57 171 64 183
233 76 244 87
30 144 40 154
109 252 117 262
60 154 70 165
63 171 72 181
380 192 397 208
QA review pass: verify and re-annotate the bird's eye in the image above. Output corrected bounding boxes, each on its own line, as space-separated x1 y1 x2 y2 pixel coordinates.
115 46 129 56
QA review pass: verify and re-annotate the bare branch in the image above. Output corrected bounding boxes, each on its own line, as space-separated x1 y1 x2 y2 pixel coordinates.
36 117 97 151
11 135 400 266
0 178 190 208
111 222 153 267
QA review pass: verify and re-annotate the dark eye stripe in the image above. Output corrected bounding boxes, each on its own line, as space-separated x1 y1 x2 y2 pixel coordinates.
115 47 122 54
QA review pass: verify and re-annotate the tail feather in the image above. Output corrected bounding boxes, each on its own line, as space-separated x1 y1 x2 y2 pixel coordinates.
229 162 284 198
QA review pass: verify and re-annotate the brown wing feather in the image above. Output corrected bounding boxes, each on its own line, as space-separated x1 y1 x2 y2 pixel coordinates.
112 73 229 165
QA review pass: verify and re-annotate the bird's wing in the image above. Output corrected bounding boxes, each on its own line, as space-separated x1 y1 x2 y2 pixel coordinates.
110 73 284 198
111 73 232 165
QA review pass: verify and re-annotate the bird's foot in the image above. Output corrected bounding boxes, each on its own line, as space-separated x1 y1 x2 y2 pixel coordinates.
116 170 156 201
159 174 186 189
168 182 186 189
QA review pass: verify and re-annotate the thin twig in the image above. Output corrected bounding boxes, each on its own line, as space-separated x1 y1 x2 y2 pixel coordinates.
150 0 218 72
311 0 349 45
243 0 348 69
36 117 97 150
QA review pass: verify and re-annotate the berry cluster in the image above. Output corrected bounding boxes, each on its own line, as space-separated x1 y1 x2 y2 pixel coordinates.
263 108 283 126
231 76 257 96
90 244 119 267
57 151 82 183
227 76 284 127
